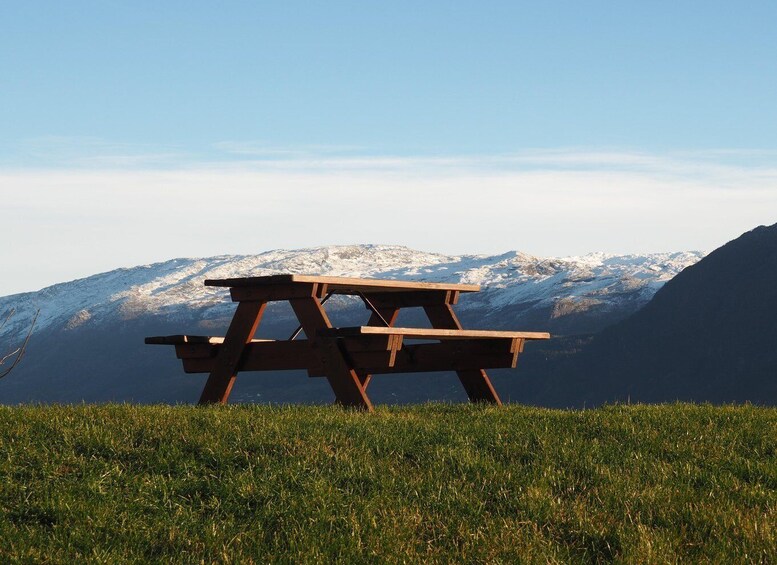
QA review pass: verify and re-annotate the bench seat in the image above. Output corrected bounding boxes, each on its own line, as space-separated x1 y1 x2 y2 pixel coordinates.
319 326 549 375
145 334 402 376
317 326 550 340
146 323 548 377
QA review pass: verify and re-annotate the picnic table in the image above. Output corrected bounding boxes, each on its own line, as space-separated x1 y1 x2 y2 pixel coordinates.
146 275 550 411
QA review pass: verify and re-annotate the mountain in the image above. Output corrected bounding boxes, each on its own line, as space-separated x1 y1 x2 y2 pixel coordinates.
0 245 702 404
558 223 777 406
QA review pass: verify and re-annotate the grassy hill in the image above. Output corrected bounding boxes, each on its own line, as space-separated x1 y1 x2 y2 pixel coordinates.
0 404 774 563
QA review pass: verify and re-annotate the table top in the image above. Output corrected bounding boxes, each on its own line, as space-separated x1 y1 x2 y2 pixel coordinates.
204 274 481 294
319 326 551 340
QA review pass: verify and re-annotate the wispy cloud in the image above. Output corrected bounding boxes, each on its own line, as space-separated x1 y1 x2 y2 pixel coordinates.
5 135 777 185
212 140 364 158
1 142 775 295
4 136 188 169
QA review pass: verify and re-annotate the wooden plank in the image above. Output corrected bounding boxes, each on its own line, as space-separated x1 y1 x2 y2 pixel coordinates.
289 296 335 339
176 343 217 359
423 303 503 405
364 342 519 373
365 290 459 308
320 326 551 340
341 335 402 352
334 348 399 373
174 336 400 360
179 340 317 374
358 305 401 389
180 340 518 375
205 274 480 293
145 335 270 345
181 347 397 375
290 297 373 410
229 283 324 302
173 338 286 360
198 301 266 405
365 305 400 327
146 335 225 345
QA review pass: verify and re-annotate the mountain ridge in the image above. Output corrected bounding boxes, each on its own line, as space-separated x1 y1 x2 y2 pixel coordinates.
1 244 703 337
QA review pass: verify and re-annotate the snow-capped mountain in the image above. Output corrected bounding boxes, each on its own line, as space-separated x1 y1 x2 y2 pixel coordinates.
0 245 702 405
1 245 702 337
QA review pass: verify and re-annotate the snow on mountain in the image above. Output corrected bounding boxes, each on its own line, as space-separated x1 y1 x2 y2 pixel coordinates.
0 245 703 340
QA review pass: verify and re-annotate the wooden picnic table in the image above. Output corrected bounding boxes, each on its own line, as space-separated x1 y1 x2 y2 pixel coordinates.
146 274 550 411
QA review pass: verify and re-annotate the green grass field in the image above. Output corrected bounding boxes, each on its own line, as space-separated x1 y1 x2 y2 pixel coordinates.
0 403 775 563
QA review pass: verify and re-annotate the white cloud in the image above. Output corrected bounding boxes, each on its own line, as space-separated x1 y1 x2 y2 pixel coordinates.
1 148 776 296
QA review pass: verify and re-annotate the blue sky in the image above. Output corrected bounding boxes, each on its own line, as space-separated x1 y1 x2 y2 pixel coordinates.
1 1 777 295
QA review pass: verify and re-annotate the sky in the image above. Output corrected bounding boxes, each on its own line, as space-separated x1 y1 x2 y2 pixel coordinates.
1 1 776 296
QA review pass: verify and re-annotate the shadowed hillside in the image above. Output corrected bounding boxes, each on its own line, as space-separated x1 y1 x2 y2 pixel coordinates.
563 223 777 406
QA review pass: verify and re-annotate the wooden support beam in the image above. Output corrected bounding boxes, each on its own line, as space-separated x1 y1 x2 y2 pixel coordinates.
177 336 400 372
364 290 459 308
176 343 218 359
341 334 402 353
290 297 373 411
358 305 400 389
179 338 512 375
320 326 549 340
229 283 324 302
359 340 519 373
366 305 400 327
205 274 479 293
180 346 398 375
168 335 403 359
198 301 266 405
423 303 502 405
146 335 223 345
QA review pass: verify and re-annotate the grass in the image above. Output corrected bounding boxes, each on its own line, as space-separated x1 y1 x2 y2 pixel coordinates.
0 403 775 563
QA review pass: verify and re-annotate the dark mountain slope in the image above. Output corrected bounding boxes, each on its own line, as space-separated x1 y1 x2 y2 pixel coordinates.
571 223 777 405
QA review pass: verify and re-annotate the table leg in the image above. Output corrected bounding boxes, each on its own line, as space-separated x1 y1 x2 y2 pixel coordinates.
290 297 374 411
358 306 400 389
423 304 502 405
198 301 266 404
